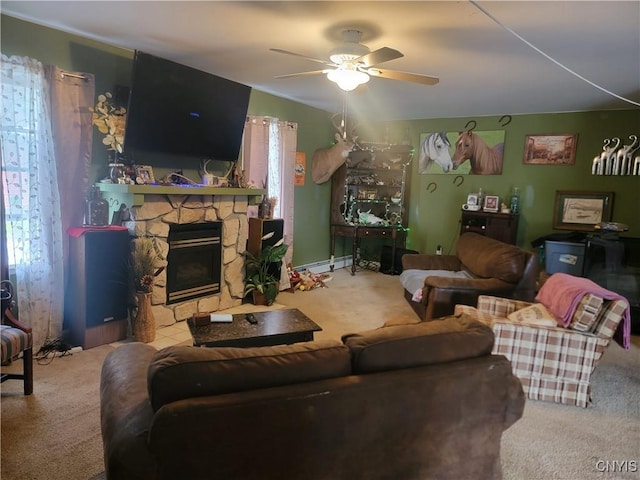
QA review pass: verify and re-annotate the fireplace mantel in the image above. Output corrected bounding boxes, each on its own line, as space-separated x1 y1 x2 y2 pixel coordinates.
97 183 266 207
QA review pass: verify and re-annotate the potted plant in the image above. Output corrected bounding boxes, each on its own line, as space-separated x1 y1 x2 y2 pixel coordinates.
130 236 164 342
244 236 288 306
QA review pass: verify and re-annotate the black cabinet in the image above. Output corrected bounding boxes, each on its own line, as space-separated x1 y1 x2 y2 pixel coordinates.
247 218 284 256
64 229 129 348
330 144 413 275
331 145 412 227
460 210 519 244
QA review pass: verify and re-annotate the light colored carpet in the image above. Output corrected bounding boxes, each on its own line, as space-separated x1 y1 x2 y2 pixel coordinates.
1 267 638 480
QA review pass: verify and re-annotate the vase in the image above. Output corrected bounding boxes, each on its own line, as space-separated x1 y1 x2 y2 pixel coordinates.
258 196 272 219
133 292 156 343
252 291 268 306
85 185 109 226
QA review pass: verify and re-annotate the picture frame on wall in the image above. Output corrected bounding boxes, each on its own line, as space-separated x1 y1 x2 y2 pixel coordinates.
552 190 614 231
523 134 578 165
135 165 155 185
483 195 500 213
418 130 505 175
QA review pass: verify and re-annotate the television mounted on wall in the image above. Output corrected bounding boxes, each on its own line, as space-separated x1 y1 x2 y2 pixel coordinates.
124 51 251 162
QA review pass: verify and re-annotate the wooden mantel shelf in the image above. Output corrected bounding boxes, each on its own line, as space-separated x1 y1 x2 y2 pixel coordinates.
97 183 266 207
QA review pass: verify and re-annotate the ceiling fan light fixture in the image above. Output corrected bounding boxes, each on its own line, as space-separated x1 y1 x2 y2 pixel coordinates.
327 65 370 91
329 30 370 64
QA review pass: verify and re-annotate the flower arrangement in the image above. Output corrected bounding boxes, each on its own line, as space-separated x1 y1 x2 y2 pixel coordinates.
90 92 127 153
131 237 164 293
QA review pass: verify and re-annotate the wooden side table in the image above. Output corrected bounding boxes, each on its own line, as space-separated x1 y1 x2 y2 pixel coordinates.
330 224 407 275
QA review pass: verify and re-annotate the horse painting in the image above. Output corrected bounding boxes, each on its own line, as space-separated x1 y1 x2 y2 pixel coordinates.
418 132 453 173
451 131 505 175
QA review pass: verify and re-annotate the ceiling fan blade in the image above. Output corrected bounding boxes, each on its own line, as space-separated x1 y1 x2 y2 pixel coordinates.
356 47 403 67
274 69 329 79
269 48 335 67
368 68 440 86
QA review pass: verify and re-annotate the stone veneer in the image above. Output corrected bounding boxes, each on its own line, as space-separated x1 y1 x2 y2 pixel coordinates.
123 193 248 327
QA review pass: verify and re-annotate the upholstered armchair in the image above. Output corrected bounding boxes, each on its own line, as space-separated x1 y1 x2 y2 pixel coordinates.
401 232 538 321
1 280 33 395
455 273 630 407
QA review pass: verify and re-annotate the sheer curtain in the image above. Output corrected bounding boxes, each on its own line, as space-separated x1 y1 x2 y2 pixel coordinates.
243 116 298 265
45 66 95 291
1 55 64 350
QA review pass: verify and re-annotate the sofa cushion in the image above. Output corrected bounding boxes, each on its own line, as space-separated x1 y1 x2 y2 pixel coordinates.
507 303 557 327
569 293 604 332
342 314 494 374
147 340 351 411
456 233 525 283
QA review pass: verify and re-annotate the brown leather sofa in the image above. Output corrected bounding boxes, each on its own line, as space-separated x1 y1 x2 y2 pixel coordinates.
401 232 538 322
100 314 524 480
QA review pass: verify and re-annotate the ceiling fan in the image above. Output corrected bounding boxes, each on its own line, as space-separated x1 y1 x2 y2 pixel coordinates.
270 29 439 92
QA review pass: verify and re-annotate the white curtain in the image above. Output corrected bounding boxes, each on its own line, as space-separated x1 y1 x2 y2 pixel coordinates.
243 116 298 266
1 55 64 350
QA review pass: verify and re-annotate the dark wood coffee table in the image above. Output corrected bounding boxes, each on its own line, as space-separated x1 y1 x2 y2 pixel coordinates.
187 308 322 348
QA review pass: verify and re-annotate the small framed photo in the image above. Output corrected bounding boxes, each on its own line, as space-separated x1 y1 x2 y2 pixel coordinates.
483 195 499 213
523 134 578 165
466 194 479 207
135 165 155 185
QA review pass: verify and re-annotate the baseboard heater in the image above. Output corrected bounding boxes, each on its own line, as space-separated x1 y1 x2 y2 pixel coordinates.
295 255 352 274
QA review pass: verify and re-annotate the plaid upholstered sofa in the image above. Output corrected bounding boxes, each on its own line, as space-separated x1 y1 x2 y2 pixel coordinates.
455 273 630 408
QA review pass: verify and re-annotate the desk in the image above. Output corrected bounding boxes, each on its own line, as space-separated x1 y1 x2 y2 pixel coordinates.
330 224 407 275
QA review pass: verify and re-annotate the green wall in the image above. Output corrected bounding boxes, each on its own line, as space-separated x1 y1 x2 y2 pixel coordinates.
1 15 337 267
372 111 640 254
3 14 639 270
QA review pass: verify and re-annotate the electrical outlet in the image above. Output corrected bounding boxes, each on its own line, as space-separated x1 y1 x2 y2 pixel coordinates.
436 245 443 255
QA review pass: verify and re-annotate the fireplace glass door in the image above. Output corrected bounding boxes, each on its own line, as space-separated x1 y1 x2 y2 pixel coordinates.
166 222 222 304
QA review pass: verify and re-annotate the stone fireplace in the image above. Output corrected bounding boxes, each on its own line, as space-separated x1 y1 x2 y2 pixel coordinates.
120 191 253 328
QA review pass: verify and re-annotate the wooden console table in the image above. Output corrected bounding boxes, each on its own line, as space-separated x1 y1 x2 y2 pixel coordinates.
330 224 407 275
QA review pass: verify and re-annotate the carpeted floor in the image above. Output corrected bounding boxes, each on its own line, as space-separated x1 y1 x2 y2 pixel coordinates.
1 267 639 479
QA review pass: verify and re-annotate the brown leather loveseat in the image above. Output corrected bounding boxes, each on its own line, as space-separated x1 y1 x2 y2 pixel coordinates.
401 232 538 321
100 314 524 480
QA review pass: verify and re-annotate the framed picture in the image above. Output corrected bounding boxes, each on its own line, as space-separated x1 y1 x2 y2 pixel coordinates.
553 190 614 231
466 194 479 207
418 130 505 175
523 134 578 165
483 195 500 213
135 165 155 184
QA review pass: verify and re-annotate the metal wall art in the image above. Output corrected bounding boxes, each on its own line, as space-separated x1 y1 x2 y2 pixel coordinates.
592 135 639 175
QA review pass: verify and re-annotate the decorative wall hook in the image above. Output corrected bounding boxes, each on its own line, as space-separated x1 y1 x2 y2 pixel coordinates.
464 120 477 132
426 182 437 193
453 175 464 187
499 115 512 126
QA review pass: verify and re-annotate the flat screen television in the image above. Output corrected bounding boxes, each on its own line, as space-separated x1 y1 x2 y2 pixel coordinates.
124 51 251 162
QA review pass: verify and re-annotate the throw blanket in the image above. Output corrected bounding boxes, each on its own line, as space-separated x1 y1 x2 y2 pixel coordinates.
536 273 631 349
399 269 473 302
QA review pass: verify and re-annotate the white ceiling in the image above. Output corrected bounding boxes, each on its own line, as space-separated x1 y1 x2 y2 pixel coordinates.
3 1 640 121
